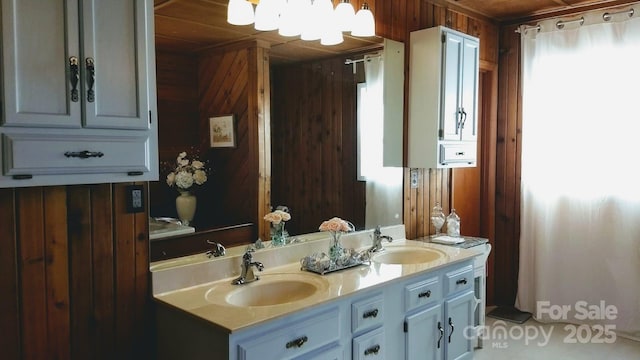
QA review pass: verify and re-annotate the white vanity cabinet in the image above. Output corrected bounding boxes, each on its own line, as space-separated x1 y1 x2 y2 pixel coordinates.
408 26 479 169
0 0 158 187
155 258 477 360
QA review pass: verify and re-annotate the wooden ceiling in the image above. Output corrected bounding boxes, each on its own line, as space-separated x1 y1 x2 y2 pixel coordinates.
154 0 637 61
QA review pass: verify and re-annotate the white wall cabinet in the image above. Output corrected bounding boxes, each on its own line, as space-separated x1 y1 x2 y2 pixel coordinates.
408 26 479 169
0 0 158 187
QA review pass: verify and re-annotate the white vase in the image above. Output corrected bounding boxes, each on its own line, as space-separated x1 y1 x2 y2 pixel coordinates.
176 190 196 226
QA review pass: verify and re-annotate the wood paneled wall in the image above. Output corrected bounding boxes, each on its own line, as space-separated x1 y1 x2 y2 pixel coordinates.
153 43 270 240
271 58 366 235
0 184 151 360
494 24 523 305
197 42 270 240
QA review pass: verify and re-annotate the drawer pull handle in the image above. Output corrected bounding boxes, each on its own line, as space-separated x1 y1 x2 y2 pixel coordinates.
12 174 33 180
418 290 432 298
364 344 380 356
363 309 379 319
455 151 465 156
437 321 444 348
64 150 104 159
456 278 467 285
69 56 79 102
285 335 308 349
448 317 455 343
86 57 95 103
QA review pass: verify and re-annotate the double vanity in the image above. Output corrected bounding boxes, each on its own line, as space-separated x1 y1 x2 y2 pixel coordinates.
152 225 484 360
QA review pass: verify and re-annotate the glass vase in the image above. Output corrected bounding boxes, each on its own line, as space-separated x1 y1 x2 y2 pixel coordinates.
271 222 287 246
328 231 344 263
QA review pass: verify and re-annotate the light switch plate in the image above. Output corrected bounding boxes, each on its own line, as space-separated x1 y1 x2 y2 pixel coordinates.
410 169 419 189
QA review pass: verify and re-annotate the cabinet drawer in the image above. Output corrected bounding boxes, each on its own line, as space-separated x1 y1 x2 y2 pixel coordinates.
405 276 442 312
445 264 474 296
2 132 150 176
439 143 476 165
351 294 384 334
237 307 340 360
352 327 384 360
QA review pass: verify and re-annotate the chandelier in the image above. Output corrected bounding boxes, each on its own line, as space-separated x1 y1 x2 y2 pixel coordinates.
227 0 376 46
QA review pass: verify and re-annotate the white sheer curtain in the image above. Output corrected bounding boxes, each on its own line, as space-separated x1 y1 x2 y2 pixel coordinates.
360 55 403 229
516 10 640 339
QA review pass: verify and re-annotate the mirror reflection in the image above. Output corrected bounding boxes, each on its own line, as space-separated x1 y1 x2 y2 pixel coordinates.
149 2 404 260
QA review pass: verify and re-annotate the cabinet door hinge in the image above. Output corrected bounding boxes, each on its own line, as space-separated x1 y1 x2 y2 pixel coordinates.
149 110 152 124
438 129 443 138
442 33 446 43
404 321 408 333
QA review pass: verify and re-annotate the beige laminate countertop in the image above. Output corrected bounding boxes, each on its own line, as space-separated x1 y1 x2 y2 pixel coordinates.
154 239 480 333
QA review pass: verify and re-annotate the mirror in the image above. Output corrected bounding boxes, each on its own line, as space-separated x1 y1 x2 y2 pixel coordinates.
150 1 404 259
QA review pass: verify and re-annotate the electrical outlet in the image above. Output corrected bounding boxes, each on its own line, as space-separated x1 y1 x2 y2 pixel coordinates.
410 169 419 188
126 185 144 213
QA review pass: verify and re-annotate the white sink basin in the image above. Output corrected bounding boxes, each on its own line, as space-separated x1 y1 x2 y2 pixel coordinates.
205 273 329 307
372 246 446 265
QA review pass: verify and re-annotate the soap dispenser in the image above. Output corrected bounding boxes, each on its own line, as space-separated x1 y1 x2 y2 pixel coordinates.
446 209 461 237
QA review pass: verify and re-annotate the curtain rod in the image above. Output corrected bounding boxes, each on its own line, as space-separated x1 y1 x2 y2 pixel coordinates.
515 7 635 33
344 53 382 65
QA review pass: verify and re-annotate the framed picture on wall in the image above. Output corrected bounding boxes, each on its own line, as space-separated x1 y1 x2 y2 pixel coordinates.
209 115 236 148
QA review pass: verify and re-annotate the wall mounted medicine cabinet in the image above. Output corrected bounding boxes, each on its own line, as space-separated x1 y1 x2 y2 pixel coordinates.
408 26 479 169
0 0 158 188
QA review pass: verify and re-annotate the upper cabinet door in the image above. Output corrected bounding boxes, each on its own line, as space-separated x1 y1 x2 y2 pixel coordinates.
441 32 464 141
1 0 82 128
460 38 479 141
82 0 151 129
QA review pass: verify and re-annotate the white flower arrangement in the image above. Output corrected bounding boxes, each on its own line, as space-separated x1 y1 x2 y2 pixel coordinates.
166 151 208 191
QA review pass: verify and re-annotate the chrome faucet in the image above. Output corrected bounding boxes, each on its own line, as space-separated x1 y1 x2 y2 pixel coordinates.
369 226 393 253
232 248 264 285
205 240 226 258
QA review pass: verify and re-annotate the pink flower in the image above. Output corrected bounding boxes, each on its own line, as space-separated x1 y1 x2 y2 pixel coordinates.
319 217 352 232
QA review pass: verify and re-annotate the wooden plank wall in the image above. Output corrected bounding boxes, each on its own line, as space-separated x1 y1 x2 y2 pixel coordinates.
0 184 151 360
271 57 367 235
197 42 270 240
494 24 523 305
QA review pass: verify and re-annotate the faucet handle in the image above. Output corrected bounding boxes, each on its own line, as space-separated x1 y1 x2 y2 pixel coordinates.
374 226 382 236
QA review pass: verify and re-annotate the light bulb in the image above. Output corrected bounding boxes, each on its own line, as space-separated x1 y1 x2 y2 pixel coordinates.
334 0 355 32
351 2 375 37
227 0 255 26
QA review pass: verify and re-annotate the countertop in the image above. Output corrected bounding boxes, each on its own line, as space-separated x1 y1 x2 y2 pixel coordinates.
153 238 480 333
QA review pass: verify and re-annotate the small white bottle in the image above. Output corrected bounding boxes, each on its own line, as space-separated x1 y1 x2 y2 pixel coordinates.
446 209 460 237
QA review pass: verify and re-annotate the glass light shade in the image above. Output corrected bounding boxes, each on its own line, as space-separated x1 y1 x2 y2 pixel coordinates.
301 0 333 41
351 3 375 37
279 0 309 37
227 0 255 26
320 20 343 46
254 0 282 31
334 0 355 32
